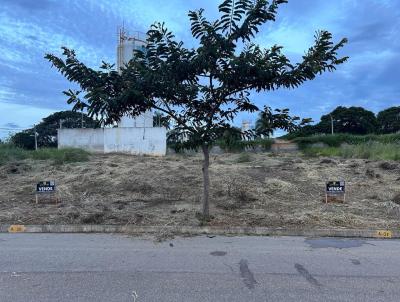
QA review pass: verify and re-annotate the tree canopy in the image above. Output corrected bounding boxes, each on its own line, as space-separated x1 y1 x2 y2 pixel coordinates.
255 107 312 137
11 110 98 149
318 106 377 135
377 106 400 134
45 0 348 218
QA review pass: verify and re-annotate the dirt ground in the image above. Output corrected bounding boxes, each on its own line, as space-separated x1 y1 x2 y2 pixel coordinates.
1 151 400 229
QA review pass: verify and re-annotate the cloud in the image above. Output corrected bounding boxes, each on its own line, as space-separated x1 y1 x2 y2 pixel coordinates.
3 122 20 129
0 0 399 131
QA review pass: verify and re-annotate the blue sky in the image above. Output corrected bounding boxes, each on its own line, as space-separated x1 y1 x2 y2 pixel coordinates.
0 0 399 138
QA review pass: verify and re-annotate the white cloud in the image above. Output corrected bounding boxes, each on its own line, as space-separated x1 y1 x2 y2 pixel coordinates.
0 12 108 68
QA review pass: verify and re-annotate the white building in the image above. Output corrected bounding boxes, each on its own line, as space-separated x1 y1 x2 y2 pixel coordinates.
58 28 167 156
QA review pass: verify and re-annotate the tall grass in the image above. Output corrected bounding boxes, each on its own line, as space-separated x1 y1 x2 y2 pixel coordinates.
0 144 90 165
0 144 29 165
32 148 90 165
304 142 400 161
294 133 400 148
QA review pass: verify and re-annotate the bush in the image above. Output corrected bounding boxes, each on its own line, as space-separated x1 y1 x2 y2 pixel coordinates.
236 153 252 163
10 131 35 150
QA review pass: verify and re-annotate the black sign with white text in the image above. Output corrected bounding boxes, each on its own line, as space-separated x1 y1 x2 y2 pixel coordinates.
36 181 56 193
326 181 345 194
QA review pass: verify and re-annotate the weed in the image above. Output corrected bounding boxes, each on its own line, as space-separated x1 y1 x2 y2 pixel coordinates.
120 179 153 195
195 212 214 225
81 212 105 224
379 162 397 170
236 153 252 163
393 193 400 205
225 177 254 206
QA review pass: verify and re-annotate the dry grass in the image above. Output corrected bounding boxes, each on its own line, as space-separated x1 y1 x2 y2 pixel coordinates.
0 151 400 229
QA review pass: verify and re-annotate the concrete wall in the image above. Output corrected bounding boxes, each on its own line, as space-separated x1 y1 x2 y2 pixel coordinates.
118 111 153 128
58 127 166 156
58 129 104 152
104 127 166 156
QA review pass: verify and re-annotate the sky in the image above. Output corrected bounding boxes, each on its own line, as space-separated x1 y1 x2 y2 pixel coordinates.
0 0 399 138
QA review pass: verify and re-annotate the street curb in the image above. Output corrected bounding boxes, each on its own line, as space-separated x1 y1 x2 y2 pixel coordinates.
0 225 397 239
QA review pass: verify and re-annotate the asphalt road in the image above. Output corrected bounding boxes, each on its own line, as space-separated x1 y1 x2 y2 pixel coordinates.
1 234 400 302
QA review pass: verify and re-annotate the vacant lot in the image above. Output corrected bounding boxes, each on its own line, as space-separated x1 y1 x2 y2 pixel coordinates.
1 151 400 229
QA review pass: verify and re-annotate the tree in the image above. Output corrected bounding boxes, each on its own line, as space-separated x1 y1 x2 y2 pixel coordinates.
216 126 243 151
11 130 35 150
153 111 171 129
45 0 347 219
255 107 311 137
36 110 99 147
318 106 376 135
377 106 400 134
10 110 98 149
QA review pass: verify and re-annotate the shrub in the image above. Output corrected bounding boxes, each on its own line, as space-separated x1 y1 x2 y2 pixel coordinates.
10 131 35 150
236 153 252 163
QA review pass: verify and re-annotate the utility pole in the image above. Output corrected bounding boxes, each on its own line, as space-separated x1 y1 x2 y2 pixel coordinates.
330 114 334 135
34 124 38 151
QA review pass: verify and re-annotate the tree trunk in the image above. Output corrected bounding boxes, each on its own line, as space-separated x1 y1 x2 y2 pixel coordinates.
201 144 210 219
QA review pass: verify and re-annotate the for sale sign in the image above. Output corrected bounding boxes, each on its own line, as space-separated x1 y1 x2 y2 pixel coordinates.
325 181 346 203
326 181 345 194
35 181 59 204
36 181 56 193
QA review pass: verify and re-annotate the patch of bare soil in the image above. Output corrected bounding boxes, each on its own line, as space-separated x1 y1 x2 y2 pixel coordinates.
1 152 400 229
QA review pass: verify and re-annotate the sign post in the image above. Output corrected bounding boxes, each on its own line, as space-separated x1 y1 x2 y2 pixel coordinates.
36 181 58 204
325 181 346 203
